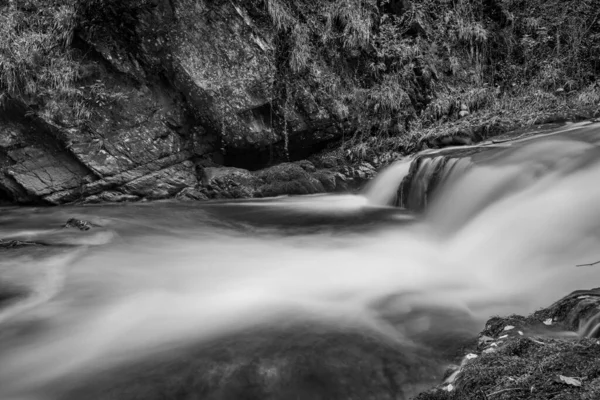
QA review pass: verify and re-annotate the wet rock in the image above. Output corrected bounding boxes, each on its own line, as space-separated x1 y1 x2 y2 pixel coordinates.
200 162 344 199
175 187 209 201
63 218 93 231
0 103 96 203
0 239 42 249
121 162 198 199
0 88 202 205
255 163 326 197
82 191 140 204
202 167 254 186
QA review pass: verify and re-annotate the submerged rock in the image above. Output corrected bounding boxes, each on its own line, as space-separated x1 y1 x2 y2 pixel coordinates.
60 325 443 400
0 283 28 309
63 218 93 231
0 239 42 249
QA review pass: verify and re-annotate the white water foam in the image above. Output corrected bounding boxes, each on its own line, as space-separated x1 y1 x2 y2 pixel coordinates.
363 159 412 206
1 127 600 399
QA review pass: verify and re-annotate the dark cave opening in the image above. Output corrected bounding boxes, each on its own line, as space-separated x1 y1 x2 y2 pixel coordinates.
222 136 337 171
0 188 14 206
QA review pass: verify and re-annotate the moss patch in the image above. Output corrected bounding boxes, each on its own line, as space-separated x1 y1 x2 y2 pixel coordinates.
417 289 600 400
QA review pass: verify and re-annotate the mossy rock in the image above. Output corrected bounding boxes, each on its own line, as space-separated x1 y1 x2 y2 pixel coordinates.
417 289 600 400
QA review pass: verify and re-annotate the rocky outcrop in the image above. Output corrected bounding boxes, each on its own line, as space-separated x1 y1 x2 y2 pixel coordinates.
175 159 380 201
80 0 342 162
0 90 200 204
0 0 344 205
417 288 600 400
181 162 346 200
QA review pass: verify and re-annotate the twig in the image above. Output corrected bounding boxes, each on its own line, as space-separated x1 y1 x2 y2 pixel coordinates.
479 388 489 400
487 388 525 397
576 260 600 267
528 337 547 346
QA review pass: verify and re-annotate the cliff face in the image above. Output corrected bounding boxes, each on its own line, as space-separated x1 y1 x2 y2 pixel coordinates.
0 0 342 204
1 0 599 204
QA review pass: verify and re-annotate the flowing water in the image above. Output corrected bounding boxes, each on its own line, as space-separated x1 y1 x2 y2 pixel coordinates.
1 122 600 399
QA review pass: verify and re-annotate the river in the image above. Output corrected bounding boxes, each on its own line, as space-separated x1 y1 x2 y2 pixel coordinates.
1 122 600 399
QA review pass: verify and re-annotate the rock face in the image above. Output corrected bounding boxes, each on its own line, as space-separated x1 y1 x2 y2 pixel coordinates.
0 0 342 205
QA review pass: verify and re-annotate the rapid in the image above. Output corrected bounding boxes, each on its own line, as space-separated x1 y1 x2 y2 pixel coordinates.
1 122 600 399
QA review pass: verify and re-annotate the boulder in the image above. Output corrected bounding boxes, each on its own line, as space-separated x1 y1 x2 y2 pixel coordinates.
63 218 94 231
199 162 347 199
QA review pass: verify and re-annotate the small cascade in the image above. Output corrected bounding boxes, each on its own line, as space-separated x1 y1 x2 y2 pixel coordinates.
363 154 474 211
579 311 600 338
398 156 473 211
363 160 412 206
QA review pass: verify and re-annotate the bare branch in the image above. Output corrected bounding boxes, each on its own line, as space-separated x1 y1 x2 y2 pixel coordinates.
576 260 600 267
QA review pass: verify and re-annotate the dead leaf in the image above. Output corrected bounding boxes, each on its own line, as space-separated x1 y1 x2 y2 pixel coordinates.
558 375 582 387
504 325 515 331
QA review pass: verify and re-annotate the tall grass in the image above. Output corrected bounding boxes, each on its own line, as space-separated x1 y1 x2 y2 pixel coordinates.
0 1 83 123
2 0 597 148
261 0 600 160
0 1 133 126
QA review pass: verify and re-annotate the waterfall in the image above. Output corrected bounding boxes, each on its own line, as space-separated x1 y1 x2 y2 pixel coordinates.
365 122 599 213
579 310 600 338
363 160 412 206
364 154 473 211
399 156 474 211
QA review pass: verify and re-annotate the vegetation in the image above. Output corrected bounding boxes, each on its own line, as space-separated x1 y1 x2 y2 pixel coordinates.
256 0 600 159
0 0 79 122
416 337 600 400
415 295 600 400
0 0 131 126
1 0 599 151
